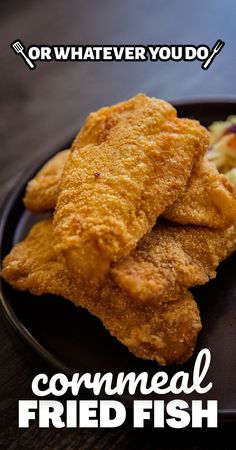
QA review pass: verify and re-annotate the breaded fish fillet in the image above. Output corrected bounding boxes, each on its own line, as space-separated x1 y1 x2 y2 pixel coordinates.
23 150 69 213
53 94 209 283
164 159 236 228
112 222 236 304
1 220 201 366
24 150 236 229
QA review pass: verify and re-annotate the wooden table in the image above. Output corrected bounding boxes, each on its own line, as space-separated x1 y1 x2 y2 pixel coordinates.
1 0 235 447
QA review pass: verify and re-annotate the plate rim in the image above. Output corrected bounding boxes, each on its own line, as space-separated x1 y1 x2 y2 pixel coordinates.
1 99 236 421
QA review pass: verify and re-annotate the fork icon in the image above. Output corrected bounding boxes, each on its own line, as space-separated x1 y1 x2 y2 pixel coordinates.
11 40 35 70
202 40 225 70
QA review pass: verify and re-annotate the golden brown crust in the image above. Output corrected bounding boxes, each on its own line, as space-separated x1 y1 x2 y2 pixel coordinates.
164 159 236 228
111 221 236 304
23 152 236 232
23 150 69 213
1 219 202 366
53 94 209 283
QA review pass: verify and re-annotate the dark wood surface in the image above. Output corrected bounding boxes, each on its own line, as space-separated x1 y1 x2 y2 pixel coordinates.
1 0 236 448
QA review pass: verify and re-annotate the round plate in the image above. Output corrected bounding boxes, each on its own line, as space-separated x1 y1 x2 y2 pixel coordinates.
1 100 236 421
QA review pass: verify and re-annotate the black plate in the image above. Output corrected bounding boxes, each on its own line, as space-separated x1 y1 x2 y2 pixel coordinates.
1 100 236 421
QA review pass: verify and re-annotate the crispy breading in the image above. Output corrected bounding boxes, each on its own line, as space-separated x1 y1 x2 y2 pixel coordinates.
53 94 209 283
23 151 236 231
1 220 202 366
23 150 69 213
111 222 236 304
164 158 236 228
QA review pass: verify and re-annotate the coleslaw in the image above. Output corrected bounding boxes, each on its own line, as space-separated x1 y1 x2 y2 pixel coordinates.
207 116 236 189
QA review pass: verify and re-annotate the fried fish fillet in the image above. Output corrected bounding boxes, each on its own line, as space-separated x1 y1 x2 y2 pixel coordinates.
1 219 201 366
111 222 236 304
24 150 236 229
53 94 209 283
23 150 69 213
164 158 236 228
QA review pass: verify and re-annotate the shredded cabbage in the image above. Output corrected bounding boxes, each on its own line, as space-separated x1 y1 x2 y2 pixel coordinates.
207 116 236 176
